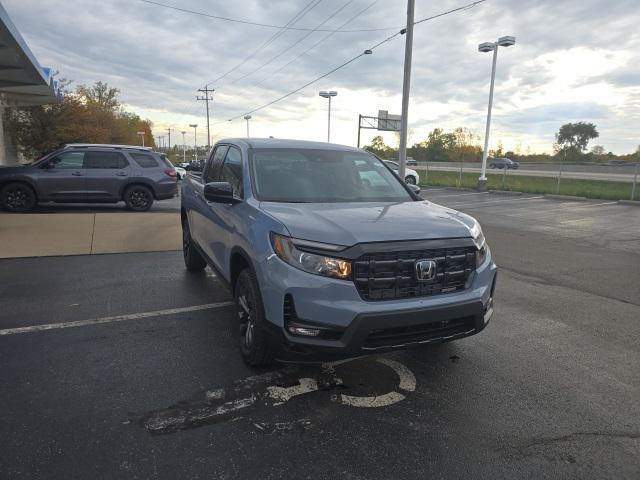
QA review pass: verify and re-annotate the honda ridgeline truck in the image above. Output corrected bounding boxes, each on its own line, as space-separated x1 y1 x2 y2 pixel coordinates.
181 139 497 365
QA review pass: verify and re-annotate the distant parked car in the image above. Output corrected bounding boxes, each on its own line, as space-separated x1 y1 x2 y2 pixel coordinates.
0 144 178 212
406 157 418 166
489 157 519 169
174 165 187 180
384 160 420 185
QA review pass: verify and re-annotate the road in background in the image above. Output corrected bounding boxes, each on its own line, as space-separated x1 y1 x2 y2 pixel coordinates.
0 191 638 479
418 162 638 183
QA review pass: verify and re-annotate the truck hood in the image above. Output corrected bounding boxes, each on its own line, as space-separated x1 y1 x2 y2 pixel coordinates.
260 200 475 246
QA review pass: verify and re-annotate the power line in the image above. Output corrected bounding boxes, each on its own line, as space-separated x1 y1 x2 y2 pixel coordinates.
254 1 379 88
203 0 323 88
228 0 355 86
138 0 398 33
220 0 486 123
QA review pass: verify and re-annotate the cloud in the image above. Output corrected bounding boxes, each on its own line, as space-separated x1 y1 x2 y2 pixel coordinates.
3 0 639 153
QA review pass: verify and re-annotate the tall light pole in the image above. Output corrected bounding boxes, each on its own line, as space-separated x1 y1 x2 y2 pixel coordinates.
319 90 337 142
181 131 187 163
137 131 145 147
166 127 171 152
477 35 516 191
244 115 252 138
189 124 198 162
398 0 415 182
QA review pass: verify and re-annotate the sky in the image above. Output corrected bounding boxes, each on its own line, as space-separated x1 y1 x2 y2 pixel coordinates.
4 0 639 154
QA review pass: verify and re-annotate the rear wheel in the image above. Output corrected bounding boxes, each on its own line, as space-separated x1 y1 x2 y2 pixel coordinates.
1 182 37 212
124 185 154 211
405 175 416 185
235 268 273 367
182 216 206 271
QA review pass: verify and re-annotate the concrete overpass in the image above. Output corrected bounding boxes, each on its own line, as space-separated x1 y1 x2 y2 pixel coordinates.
0 3 61 166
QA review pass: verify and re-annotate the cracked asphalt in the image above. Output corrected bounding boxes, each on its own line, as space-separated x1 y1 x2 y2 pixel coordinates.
0 189 638 479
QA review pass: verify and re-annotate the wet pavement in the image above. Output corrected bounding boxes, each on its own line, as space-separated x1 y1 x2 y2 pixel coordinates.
1 190 639 479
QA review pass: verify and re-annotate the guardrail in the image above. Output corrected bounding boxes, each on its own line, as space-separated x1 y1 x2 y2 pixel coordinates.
413 161 639 201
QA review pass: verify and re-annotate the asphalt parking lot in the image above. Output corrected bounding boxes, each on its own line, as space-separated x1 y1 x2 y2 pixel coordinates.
1 190 639 479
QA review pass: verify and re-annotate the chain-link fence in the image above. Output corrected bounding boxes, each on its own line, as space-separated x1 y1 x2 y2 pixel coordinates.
414 161 639 201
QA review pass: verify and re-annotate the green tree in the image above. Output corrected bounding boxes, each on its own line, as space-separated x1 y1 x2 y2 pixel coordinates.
4 81 155 158
591 145 605 155
76 81 120 110
555 122 599 155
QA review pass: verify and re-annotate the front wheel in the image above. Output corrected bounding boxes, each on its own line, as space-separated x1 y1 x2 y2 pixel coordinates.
405 176 416 185
1 182 37 212
124 185 154 211
235 268 273 367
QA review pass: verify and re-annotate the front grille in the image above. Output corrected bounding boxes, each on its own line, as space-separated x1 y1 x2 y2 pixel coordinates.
364 316 476 349
353 246 476 301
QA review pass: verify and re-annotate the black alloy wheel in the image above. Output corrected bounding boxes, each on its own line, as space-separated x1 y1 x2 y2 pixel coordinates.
124 185 154 211
1 183 36 212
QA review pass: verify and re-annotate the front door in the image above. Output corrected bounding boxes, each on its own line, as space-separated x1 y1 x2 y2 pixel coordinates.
84 150 131 201
37 151 87 201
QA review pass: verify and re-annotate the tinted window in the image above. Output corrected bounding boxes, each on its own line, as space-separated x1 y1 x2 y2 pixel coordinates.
203 145 229 183
250 149 412 203
85 151 128 169
220 147 243 197
130 152 159 168
49 151 84 169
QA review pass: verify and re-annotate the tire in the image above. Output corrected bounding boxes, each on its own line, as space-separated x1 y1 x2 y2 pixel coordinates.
124 185 154 211
1 182 37 212
405 175 416 185
182 216 206 272
234 268 273 367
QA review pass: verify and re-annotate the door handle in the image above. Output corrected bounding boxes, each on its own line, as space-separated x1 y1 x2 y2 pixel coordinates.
116 172 128 176
71 171 83 176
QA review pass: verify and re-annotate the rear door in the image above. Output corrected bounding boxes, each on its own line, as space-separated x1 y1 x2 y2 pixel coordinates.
36 151 87 201
84 150 131 201
189 145 228 261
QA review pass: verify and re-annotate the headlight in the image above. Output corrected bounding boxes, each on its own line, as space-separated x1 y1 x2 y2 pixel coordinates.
470 222 489 267
270 233 352 280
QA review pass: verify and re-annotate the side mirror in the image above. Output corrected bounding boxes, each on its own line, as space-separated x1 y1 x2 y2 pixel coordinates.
204 182 240 204
41 161 55 170
408 183 421 195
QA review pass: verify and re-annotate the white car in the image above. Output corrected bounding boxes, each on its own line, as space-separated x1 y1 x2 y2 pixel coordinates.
174 166 187 180
384 160 420 185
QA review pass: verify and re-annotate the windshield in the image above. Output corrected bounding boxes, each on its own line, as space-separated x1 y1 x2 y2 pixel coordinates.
250 148 412 203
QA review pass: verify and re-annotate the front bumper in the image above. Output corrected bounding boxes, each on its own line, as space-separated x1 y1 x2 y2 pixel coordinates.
257 247 497 363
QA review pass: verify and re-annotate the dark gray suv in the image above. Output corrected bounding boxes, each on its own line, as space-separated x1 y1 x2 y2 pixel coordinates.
0 144 178 212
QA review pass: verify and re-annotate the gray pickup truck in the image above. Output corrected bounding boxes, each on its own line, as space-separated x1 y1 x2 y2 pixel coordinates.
181 138 497 366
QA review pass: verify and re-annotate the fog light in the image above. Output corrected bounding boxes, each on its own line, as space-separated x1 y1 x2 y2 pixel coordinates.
287 325 321 337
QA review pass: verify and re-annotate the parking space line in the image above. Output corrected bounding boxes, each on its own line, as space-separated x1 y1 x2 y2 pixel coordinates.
444 195 545 209
425 191 490 198
0 301 234 336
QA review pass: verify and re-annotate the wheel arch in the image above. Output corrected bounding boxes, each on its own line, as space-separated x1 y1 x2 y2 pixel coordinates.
229 246 255 294
119 180 157 200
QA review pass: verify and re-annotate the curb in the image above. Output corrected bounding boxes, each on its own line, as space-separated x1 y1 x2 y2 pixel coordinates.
489 190 523 196
544 194 587 201
618 200 640 206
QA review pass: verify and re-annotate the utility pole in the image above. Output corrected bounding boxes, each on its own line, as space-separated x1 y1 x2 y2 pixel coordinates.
166 127 171 153
181 131 187 163
197 87 214 149
398 0 415 182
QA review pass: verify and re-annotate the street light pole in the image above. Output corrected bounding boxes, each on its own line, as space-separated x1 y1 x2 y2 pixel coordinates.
319 90 337 142
181 131 186 163
398 0 415 182
477 36 515 190
244 115 252 138
189 124 198 162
